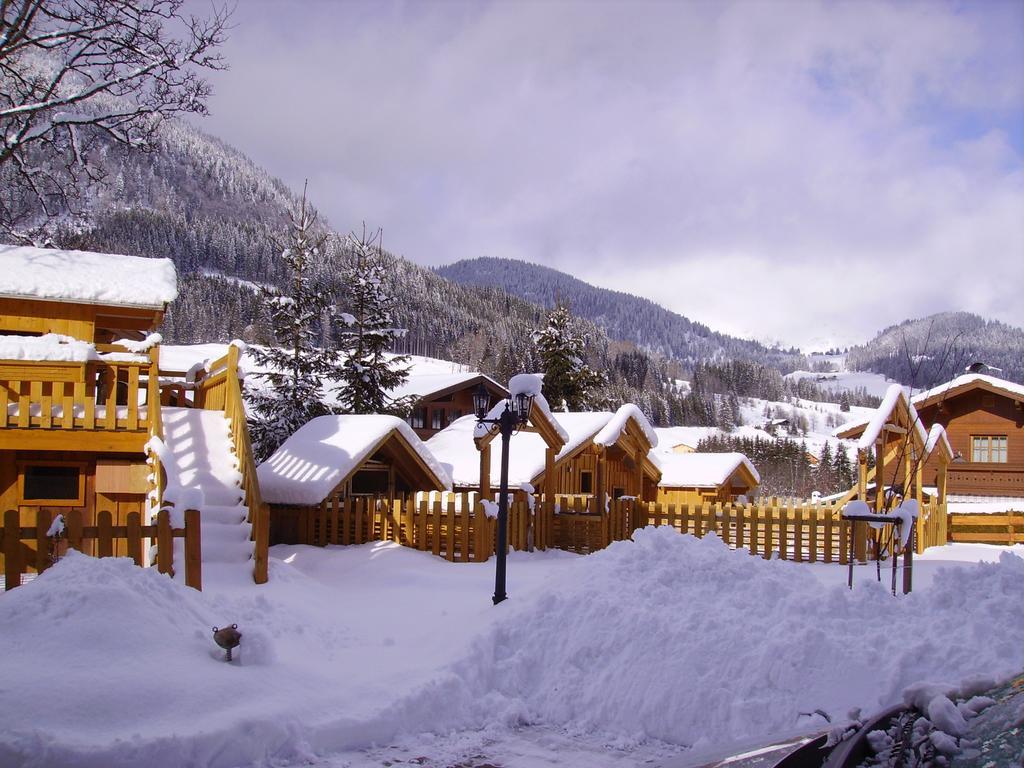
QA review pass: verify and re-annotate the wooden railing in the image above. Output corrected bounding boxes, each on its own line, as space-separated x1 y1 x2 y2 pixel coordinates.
947 467 1024 497
0 346 159 432
1 507 201 591
191 345 269 584
948 512 1024 545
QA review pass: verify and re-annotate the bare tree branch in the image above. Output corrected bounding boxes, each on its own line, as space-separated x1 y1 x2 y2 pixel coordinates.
0 0 231 235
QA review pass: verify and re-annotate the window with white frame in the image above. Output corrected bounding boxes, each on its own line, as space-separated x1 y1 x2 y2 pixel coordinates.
971 435 1008 463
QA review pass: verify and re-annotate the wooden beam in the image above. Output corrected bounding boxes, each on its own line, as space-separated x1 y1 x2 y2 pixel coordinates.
0 429 148 453
594 446 607 515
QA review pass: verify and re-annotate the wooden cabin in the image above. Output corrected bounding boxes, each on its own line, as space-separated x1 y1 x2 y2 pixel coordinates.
0 247 175 571
427 403 661 511
653 452 760 506
258 414 452 544
395 372 508 440
0 246 269 587
909 374 1024 499
835 384 952 510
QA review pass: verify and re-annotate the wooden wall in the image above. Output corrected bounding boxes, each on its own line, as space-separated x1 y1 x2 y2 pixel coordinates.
0 449 149 568
0 297 160 343
550 445 647 499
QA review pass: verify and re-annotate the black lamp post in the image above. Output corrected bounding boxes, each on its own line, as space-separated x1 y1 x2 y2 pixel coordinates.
473 382 533 605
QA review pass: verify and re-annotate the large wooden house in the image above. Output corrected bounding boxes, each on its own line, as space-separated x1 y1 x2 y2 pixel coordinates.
0 246 268 586
257 414 452 544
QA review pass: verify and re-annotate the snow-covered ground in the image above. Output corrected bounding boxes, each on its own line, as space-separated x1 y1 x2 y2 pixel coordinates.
2 531 1023 768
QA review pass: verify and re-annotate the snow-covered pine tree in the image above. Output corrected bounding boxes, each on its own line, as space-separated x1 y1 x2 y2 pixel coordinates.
533 303 607 411
334 227 413 415
247 189 339 460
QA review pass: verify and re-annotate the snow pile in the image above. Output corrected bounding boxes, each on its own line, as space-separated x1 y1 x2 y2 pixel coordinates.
258 414 451 505
111 333 162 353
0 245 178 308
593 403 658 449
397 528 1024 755
0 333 97 362
653 451 760 488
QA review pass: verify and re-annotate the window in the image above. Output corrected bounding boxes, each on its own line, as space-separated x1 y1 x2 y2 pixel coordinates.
431 409 447 431
580 470 593 494
351 470 389 496
19 463 86 506
971 435 1008 463
451 409 463 421
409 407 427 429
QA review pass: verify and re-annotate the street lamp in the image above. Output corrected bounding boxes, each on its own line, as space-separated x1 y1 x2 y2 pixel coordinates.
473 382 533 605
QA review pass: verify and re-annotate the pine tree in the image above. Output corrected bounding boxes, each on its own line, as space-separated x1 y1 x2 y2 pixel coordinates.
247 189 339 461
833 446 855 490
839 390 851 412
817 442 835 493
334 227 413 415
533 303 607 411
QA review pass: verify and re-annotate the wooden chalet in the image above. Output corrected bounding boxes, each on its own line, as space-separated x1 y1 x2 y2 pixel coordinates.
909 374 1024 499
257 414 452 544
427 402 661 511
0 246 269 587
653 452 760 505
835 384 953 510
396 372 508 440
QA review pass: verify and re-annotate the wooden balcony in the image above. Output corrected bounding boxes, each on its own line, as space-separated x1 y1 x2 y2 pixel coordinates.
0 346 160 452
947 465 1024 497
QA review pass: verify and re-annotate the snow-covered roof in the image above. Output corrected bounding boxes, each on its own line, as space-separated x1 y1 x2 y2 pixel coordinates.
924 424 953 461
258 415 451 505
593 404 658 449
835 383 929 451
389 371 506 401
653 452 760 489
473 374 570 445
429 411 616 488
913 373 1024 407
0 245 178 309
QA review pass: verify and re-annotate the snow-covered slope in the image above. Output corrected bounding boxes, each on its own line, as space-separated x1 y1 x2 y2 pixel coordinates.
161 407 253 579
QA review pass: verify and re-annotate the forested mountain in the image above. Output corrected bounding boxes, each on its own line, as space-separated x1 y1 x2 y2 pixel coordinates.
436 257 804 371
847 312 1024 388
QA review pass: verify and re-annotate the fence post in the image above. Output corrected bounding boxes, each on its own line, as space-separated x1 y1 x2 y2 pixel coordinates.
4 509 22 589
184 509 202 591
126 511 143 566
35 509 51 573
157 509 173 576
97 510 114 558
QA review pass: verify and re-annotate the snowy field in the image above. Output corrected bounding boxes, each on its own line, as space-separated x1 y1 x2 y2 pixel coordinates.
2 530 1023 768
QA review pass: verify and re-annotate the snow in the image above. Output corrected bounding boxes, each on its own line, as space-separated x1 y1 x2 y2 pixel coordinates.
0 245 177 308
3 532 1023 767
110 332 162 353
0 333 97 362
258 414 452 505
653 451 760 488
509 372 543 397
924 423 952 460
593 403 658 449
785 367 899 399
431 411 618 489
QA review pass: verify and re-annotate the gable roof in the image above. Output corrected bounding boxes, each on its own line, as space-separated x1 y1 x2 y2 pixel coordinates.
653 452 760 489
912 373 1024 411
389 371 507 402
258 415 451 505
0 246 178 309
835 383 928 450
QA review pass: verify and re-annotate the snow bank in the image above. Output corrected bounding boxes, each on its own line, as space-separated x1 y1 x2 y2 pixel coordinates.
258 414 451 505
0 245 177 308
393 528 1024 756
0 333 96 362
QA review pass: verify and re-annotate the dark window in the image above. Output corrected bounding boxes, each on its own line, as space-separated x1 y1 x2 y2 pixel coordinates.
409 407 427 429
580 471 593 494
351 470 389 496
22 465 81 502
451 409 463 421
613 487 626 499
431 409 447 431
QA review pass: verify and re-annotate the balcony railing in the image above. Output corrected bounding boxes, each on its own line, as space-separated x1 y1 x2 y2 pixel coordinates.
947 465 1024 496
0 346 160 433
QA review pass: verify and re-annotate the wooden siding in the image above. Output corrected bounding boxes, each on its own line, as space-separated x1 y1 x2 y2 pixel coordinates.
409 378 507 440
0 296 161 343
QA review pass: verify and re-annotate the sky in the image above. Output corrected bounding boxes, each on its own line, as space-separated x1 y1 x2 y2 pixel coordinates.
188 0 1024 351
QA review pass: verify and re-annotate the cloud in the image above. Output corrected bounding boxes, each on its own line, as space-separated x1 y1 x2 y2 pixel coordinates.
192 0 1024 349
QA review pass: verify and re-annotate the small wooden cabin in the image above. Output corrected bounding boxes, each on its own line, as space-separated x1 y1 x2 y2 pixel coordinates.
654 452 760 505
258 415 452 544
396 372 508 440
427 403 661 511
0 246 176 569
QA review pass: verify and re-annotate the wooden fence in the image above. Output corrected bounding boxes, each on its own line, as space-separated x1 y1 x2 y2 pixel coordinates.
0 508 201 591
948 512 1024 545
273 494 947 566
